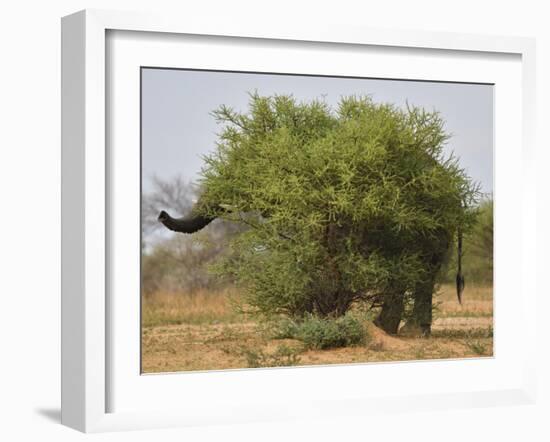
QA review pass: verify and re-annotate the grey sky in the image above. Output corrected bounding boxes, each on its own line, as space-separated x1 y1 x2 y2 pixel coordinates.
142 68 493 195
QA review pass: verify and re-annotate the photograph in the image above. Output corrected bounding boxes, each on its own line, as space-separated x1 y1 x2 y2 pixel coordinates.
0 0 543 438
140 68 494 374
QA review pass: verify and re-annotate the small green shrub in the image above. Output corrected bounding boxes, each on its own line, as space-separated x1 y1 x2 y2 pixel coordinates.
465 339 488 356
273 313 369 350
270 317 300 339
242 344 302 368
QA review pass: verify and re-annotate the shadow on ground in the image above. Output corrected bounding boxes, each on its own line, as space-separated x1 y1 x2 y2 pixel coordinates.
35 407 61 423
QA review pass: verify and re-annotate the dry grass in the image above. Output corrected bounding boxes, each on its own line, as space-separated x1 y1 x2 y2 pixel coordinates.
142 288 242 327
141 283 493 373
434 284 493 319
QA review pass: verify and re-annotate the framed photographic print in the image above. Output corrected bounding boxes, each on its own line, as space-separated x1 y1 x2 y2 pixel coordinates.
61 9 537 432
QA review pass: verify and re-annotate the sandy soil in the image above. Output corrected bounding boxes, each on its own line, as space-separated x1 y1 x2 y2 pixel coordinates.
142 316 493 373
142 284 493 373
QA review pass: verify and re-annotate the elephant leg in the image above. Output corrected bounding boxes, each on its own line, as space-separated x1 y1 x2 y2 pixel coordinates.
374 291 405 335
407 235 450 337
410 278 434 337
409 255 445 337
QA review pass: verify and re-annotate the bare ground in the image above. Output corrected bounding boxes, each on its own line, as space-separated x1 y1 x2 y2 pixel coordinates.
141 284 493 373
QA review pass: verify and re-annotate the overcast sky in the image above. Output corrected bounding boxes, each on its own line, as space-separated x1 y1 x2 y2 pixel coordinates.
142 68 493 195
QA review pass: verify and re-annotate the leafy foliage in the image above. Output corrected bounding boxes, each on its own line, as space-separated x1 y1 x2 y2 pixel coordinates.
196 93 478 318
273 313 369 350
241 344 302 368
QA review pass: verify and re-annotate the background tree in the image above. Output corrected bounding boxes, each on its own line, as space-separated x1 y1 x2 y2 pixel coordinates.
142 176 244 295
142 176 197 249
440 197 493 285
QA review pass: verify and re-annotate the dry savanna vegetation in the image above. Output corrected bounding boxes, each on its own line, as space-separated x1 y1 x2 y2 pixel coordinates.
141 95 493 374
141 283 493 373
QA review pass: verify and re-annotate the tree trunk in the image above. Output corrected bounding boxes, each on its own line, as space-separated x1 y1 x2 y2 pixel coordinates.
374 291 405 334
312 223 357 318
313 290 354 318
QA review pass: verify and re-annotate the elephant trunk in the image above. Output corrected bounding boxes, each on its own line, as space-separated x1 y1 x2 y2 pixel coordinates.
158 210 216 234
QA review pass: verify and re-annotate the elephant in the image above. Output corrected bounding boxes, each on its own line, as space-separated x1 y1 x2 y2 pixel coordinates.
158 203 465 336
156 94 472 336
373 229 458 336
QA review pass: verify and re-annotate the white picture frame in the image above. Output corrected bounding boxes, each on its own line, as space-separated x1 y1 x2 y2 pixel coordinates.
61 9 537 433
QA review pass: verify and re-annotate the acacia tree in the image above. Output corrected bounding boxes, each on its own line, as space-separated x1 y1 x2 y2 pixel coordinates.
161 93 478 331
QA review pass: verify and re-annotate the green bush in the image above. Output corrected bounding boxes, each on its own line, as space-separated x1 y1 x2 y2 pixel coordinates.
270 316 300 340
274 313 369 350
201 93 478 320
241 344 302 368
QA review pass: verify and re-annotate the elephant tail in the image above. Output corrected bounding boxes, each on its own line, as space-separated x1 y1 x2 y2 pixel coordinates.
456 228 465 304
